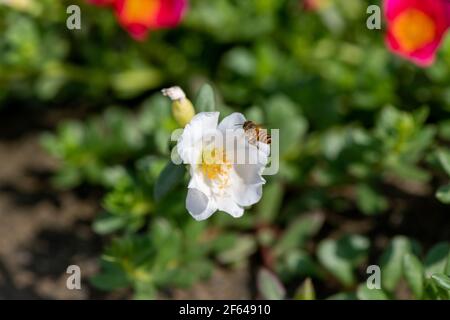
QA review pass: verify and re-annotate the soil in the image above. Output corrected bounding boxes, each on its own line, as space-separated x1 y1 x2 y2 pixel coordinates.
0 134 104 299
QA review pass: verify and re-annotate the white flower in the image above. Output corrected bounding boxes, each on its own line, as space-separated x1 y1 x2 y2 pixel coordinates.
177 112 269 221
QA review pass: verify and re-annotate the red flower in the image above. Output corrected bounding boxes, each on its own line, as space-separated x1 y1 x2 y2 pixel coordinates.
385 0 450 66
88 0 187 40
114 0 187 40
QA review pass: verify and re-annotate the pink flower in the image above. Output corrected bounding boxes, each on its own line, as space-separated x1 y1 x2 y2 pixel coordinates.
114 0 187 40
385 0 450 67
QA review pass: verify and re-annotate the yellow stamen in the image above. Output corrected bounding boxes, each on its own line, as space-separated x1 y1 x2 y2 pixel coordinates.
123 0 158 24
392 9 436 53
200 147 232 187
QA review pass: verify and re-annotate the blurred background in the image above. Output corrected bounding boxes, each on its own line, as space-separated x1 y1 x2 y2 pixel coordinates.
0 0 449 300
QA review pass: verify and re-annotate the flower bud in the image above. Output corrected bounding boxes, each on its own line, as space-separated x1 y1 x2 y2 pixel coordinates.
162 86 195 127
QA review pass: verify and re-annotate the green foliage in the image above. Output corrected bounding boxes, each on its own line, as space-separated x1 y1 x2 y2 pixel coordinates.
257 268 286 300
317 235 370 287
195 84 216 112
436 149 450 203
40 82 449 300
91 218 213 299
375 239 450 300
356 284 389 300
294 278 316 300
379 236 419 293
403 253 425 299
2 0 447 300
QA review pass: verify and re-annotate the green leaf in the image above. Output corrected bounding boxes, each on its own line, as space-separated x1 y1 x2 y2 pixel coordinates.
356 284 389 300
264 95 308 157
275 212 324 254
111 68 162 98
93 214 127 235
195 84 215 112
217 235 257 264
446 251 450 276
294 278 316 300
257 181 283 223
257 268 286 300
403 253 424 298
355 183 388 215
437 149 450 176
133 281 157 300
327 292 357 300
436 184 450 204
154 161 185 201
90 262 129 291
379 236 416 292
423 279 442 300
317 235 370 286
318 240 354 286
424 242 450 277
431 274 450 291
209 233 238 254
52 167 81 189
278 249 322 280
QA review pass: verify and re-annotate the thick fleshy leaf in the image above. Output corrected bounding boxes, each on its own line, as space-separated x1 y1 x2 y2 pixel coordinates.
436 184 450 204
431 273 450 291
93 214 128 235
217 235 256 264
437 149 450 176
257 268 286 300
275 212 324 255
154 161 185 201
424 242 450 277
294 278 316 300
356 284 389 300
403 253 424 298
195 84 216 112
317 235 370 286
379 236 419 292
257 181 283 223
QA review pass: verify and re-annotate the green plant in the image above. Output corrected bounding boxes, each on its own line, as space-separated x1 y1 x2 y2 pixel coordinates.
14 0 448 299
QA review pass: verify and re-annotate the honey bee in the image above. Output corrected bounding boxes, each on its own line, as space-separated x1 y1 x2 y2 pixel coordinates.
241 121 271 145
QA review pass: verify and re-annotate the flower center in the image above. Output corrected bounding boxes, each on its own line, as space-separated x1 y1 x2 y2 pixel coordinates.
122 0 159 24
200 147 232 185
392 9 436 53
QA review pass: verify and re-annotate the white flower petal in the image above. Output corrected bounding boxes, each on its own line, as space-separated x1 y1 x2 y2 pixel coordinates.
234 163 266 185
218 112 246 132
231 170 264 206
177 112 219 164
188 168 211 197
233 183 263 207
186 188 217 221
179 111 269 221
257 141 271 158
216 196 244 218
190 111 220 131
234 142 269 167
